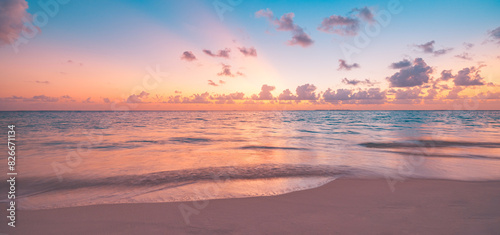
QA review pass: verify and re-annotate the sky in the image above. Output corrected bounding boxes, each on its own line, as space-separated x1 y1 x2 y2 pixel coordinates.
0 0 499 110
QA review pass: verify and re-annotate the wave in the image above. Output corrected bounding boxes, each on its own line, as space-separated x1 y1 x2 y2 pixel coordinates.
380 150 500 160
238 145 310 150
16 164 365 197
360 140 500 149
169 137 212 143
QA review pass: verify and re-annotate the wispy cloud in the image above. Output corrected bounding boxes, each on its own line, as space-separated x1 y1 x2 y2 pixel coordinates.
203 48 231 58
463 42 474 50
342 78 374 86
338 59 360 71
180 51 197 61
389 59 412 69
82 97 94 103
487 26 500 44
455 52 473 60
256 9 313 47
317 6 373 36
352 7 374 23
414 40 452 56
217 63 243 77
238 47 257 57
208 80 218 86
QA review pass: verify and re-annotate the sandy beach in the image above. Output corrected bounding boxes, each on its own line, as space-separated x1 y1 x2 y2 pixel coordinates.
4 179 499 234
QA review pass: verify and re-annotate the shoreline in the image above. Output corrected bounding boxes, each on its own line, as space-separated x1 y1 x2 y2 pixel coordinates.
4 178 500 234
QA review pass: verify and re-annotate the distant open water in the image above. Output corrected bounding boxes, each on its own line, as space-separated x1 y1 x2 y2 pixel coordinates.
1 111 499 209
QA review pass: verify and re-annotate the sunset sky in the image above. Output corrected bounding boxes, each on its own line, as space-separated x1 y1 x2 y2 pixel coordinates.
1 0 499 110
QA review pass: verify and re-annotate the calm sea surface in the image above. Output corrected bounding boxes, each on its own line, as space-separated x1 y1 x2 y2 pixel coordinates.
1 111 499 209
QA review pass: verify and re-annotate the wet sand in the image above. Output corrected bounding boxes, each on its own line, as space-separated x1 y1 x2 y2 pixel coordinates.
6 179 500 234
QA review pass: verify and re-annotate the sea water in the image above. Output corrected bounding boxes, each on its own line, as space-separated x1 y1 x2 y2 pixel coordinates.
0 110 499 209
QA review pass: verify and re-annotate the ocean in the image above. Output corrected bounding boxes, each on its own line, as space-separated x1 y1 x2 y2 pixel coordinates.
1 110 499 209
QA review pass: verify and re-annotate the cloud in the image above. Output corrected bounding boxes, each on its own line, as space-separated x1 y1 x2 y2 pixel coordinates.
217 63 243 77
323 88 385 104
180 51 197 61
255 9 314 47
352 7 374 23
165 93 213 104
166 95 182 104
35 80 50 84
21 95 59 102
184 92 211 103
488 26 500 44
389 59 412 69
252 84 275 100
212 92 245 104
338 59 360 71
83 97 94 103
445 87 464 99
342 78 360 85
318 15 359 36
477 91 500 99
126 91 149 103
463 42 474 50
455 52 472 60
217 64 232 77
387 58 433 87
341 78 374 86
350 88 385 104
203 48 231 58
323 88 351 103
391 88 422 104
295 84 318 100
433 48 452 56
317 7 373 36
255 9 274 20
103 98 110 103
0 95 25 102
394 87 421 99
223 92 244 100
66 60 83 66
238 47 257 57
414 40 452 56
415 41 434 53
278 89 297 100
208 80 218 86
424 88 438 100
439 70 454 81
0 0 32 45
453 67 485 86
206 80 227 87
277 84 318 100
33 95 58 102
288 27 314 47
